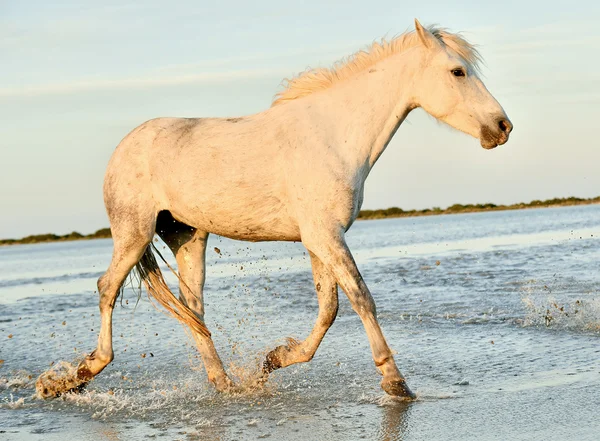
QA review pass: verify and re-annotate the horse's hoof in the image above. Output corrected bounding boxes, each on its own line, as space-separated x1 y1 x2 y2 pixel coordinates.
76 363 94 381
36 362 89 399
210 375 235 393
381 378 416 400
262 347 284 375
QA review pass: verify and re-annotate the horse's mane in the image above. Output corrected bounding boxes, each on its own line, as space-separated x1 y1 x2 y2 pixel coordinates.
272 25 482 107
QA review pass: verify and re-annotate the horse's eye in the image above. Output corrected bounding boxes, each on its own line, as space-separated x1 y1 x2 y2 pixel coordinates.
451 68 465 77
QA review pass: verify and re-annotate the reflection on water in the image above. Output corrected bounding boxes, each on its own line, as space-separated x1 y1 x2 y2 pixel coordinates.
1 205 600 440
378 401 411 441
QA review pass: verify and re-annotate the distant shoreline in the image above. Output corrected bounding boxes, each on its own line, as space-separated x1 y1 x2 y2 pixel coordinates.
356 196 600 220
0 228 112 247
2 196 599 246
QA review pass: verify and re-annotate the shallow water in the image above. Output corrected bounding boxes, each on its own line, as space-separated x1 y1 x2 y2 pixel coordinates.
1 205 599 440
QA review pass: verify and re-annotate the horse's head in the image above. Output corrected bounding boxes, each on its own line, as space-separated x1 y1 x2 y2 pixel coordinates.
411 19 512 149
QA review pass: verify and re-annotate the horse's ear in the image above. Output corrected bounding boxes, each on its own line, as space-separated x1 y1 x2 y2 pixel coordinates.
414 19 438 49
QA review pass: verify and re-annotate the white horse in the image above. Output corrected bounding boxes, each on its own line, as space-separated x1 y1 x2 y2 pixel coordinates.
37 19 512 399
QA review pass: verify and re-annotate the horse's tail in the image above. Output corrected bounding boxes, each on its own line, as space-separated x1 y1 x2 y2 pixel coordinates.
135 243 211 337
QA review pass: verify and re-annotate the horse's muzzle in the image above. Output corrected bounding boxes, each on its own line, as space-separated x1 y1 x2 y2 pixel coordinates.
480 117 513 149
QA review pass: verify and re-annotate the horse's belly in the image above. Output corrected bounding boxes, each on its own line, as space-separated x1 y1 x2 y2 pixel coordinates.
207 223 301 242
167 196 302 242
154 142 301 241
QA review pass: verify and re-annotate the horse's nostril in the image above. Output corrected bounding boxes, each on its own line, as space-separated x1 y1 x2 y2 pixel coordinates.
498 119 513 134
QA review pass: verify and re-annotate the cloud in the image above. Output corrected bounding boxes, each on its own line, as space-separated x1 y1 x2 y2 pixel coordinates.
556 93 600 104
0 68 288 98
0 38 364 98
156 41 361 73
492 35 600 54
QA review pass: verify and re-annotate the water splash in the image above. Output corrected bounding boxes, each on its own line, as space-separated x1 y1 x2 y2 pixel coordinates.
0 370 35 391
2 394 25 409
522 295 600 332
35 361 88 399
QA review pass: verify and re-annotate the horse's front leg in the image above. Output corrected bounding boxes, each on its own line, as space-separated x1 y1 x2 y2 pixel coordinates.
304 232 416 399
263 251 338 373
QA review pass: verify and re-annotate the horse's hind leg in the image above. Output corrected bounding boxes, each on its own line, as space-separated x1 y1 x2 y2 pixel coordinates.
157 212 232 391
78 233 152 379
263 252 339 374
36 211 155 398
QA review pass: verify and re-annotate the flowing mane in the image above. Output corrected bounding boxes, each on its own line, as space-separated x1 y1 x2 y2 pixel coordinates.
272 25 482 107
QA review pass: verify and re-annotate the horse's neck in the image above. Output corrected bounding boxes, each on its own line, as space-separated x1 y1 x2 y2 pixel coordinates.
316 53 416 174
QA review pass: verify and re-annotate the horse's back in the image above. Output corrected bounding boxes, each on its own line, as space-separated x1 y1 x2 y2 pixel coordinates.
104 115 303 241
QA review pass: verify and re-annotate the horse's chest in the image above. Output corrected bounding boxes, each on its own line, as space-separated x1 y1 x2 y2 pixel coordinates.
322 178 364 231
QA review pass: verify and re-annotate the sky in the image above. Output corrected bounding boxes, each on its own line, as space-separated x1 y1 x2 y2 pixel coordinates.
1 0 599 238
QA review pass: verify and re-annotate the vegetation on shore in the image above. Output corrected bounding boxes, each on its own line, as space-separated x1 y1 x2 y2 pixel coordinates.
357 196 600 220
1 196 599 246
0 228 111 246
